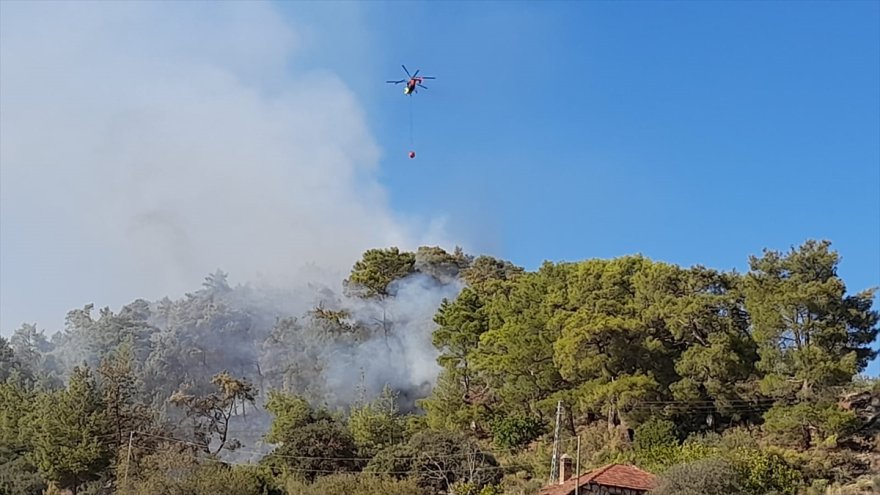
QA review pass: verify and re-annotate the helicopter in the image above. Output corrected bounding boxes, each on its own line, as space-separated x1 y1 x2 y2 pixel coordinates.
386 65 436 95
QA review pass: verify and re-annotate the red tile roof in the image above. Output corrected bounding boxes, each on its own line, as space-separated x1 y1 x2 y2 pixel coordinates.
538 464 657 495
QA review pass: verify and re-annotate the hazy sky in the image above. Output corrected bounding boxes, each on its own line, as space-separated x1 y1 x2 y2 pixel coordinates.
2 1 878 372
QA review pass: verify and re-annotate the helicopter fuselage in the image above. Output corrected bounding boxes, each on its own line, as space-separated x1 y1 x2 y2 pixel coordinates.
387 67 433 95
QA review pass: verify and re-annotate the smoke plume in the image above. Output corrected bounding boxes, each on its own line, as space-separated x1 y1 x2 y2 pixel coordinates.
0 1 453 335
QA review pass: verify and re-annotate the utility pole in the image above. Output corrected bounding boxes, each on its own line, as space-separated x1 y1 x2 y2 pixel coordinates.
548 400 563 485
123 431 134 486
574 435 581 495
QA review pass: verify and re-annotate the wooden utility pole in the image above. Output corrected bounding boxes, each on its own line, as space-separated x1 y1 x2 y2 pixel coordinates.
574 435 581 495
549 400 563 485
123 430 134 486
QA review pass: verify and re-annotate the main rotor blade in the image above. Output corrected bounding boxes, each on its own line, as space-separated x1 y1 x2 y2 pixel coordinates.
421 76 436 79
418 84 428 89
402 65 412 77
413 69 420 77
386 80 405 84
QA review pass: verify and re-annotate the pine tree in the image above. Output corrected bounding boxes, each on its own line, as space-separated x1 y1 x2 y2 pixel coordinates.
26 365 111 494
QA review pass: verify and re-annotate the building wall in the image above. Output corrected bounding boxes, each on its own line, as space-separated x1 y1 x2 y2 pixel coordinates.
577 484 646 495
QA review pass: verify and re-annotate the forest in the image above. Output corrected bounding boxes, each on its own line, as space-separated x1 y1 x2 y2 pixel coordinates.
0 239 878 495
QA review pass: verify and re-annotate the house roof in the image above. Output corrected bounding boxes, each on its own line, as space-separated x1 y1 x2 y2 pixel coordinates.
538 464 657 495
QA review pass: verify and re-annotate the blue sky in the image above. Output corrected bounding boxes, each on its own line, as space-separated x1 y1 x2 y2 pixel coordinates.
279 1 880 372
371 0 879 270
1 1 878 374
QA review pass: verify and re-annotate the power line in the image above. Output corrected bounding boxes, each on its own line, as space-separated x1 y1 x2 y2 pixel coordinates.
131 431 523 462
124 433 537 475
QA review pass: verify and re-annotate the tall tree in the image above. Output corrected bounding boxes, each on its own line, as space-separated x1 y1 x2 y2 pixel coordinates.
25 366 112 494
202 269 232 294
427 286 495 433
419 370 488 433
343 247 417 351
258 317 331 400
461 255 524 297
635 264 760 427
344 247 416 299
60 302 157 371
0 381 45 494
348 385 407 456
414 245 473 284
97 344 154 453
433 287 489 398
9 323 61 389
745 240 878 447
169 371 257 455
745 240 878 397
142 290 258 410
0 337 15 383
474 263 567 419
552 257 670 427
9 323 53 365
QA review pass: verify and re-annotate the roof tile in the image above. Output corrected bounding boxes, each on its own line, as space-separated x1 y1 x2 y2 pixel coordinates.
537 464 657 495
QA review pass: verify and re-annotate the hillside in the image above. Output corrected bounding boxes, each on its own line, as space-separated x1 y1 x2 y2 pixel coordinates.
1 239 878 495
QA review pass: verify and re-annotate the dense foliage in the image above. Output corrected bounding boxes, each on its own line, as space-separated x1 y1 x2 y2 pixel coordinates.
0 239 878 495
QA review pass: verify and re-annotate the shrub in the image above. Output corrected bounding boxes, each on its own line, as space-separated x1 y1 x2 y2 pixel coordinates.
490 415 545 451
650 458 745 495
634 418 680 472
634 418 679 451
726 448 801 495
577 422 632 467
285 473 420 495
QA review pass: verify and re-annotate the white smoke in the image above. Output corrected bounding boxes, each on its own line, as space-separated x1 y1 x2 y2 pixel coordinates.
0 1 454 334
325 273 463 401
